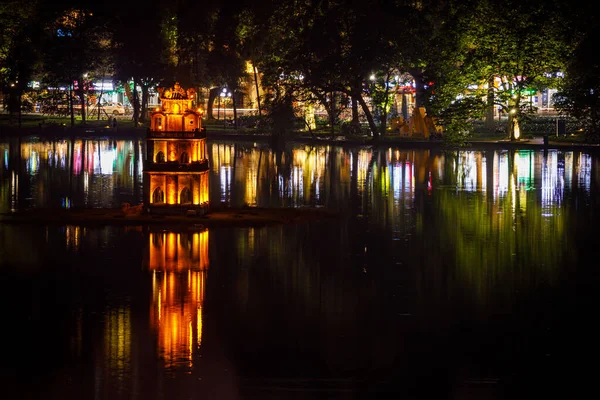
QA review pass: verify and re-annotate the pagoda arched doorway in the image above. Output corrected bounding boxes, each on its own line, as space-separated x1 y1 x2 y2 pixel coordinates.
180 187 192 204
153 187 165 204
180 152 190 163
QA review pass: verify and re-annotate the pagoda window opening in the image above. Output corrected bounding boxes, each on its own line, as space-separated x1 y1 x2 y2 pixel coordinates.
153 187 165 204
156 151 166 163
180 152 190 163
180 187 192 204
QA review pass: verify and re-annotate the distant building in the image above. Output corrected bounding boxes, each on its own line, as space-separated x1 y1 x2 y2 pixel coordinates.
143 82 209 214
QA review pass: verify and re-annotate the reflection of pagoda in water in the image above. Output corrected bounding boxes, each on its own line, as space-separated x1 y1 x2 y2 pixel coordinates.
143 82 209 214
146 229 209 369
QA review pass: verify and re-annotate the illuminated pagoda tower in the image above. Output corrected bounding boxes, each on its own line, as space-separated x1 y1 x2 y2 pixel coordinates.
143 82 209 214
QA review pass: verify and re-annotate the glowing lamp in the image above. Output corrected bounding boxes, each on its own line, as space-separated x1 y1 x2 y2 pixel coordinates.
155 107 160 111
158 125 162 130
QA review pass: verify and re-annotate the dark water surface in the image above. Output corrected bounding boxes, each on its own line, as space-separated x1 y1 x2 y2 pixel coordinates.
1 137 599 399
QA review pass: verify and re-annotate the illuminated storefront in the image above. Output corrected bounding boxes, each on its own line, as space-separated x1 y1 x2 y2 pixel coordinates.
143 82 209 214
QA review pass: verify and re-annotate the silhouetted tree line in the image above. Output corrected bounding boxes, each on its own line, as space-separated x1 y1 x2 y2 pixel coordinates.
1 0 599 141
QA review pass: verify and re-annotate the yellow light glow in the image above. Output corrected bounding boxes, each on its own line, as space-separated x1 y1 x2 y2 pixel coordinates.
189 321 193 363
147 232 209 369
168 144 177 162
514 119 520 140
167 232 176 261
197 306 202 346
200 173 209 203
158 290 161 320
155 107 160 111
104 306 131 376
167 187 176 204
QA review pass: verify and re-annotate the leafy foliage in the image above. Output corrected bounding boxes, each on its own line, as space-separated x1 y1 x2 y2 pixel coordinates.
553 26 600 141
0 0 595 139
458 0 569 139
0 1 42 117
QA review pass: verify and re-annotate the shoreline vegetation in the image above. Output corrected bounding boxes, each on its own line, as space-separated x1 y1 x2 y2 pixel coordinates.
0 206 339 228
1 116 599 152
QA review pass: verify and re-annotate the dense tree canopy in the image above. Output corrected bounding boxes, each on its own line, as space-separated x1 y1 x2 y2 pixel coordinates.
553 2 600 140
1 0 598 141
1 1 42 124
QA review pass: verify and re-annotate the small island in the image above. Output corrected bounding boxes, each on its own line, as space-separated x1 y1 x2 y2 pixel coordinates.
0 206 339 229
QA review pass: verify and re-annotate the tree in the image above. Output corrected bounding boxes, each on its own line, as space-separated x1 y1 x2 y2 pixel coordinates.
461 0 567 140
554 30 600 141
553 3 600 141
175 0 248 126
256 0 406 139
0 1 42 126
174 0 219 106
41 3 112 126
112 0 168 126
238 7 270 116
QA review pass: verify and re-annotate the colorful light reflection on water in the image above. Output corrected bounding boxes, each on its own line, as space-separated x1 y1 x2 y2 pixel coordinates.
1 139 599 398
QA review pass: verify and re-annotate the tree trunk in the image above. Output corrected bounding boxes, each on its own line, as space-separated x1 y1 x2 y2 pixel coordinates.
232 89 238 129
401 93 408 120
97 78 104 120
356 93 379 139
17 91 22 128
133 78 140 127
329 92 336 139
508 89 521 141
207 87 220 120
253 64 262 116
379 72 392 136
141 83 149 123
78 82 86 125
69 84 75 127
484 76 495 132
351 96 360 133
411 70 426 108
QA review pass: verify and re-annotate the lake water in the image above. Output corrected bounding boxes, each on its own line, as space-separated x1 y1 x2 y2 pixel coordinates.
1 137 599 399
